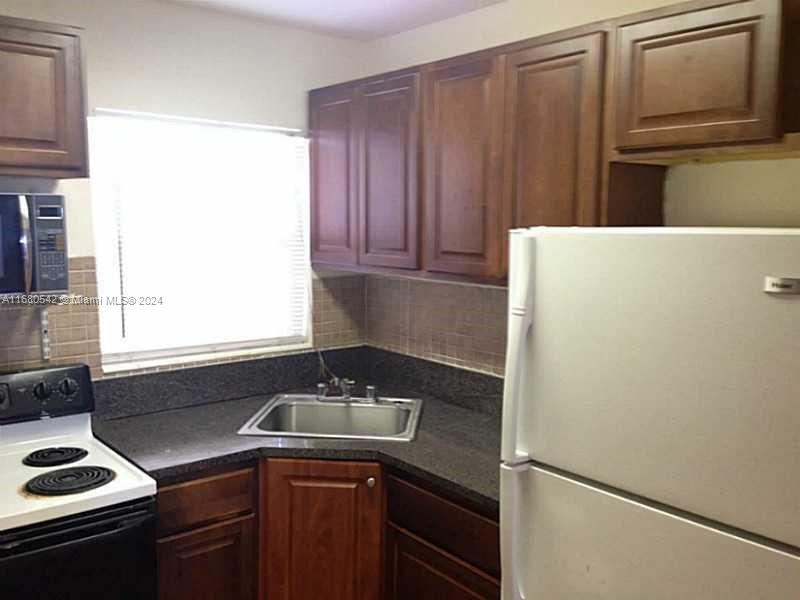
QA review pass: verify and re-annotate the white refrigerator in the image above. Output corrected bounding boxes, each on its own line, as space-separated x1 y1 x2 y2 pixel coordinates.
500 228 800 599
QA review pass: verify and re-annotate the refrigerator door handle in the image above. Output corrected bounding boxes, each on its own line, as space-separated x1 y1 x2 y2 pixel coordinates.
502 231 535 464
501 461 532 600
502 313 531 462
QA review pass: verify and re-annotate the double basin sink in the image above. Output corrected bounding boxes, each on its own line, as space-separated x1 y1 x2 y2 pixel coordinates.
238 393 423 442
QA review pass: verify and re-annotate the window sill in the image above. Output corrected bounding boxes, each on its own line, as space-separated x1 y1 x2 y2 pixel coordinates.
101 340 314 376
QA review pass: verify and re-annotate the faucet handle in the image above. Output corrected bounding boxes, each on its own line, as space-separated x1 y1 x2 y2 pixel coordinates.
316 382 328 399
365 385 377 402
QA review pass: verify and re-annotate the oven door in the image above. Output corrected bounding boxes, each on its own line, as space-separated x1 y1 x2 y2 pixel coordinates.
0 194 28 295
0 498 157 600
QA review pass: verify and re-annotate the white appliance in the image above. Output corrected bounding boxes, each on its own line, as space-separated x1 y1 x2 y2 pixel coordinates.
501 228 800 599
0 365 155 531
0 413 156 530
0 364 158 599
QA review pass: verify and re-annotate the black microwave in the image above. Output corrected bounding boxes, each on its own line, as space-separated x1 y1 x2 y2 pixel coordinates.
0 194 69 297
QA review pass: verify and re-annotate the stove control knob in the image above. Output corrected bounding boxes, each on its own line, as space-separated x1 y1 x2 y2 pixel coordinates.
34 381 53 400
59 378 80 396
0 385 10 411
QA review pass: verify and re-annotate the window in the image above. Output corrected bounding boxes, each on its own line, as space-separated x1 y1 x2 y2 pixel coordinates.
89 113 310 368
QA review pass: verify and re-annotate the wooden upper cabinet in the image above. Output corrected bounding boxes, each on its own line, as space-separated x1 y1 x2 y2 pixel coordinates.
615 0 783 150
0 15 87 177
504 32 605 229
356 72 420 269
264 459 383 600
422 55 506 279
310 85 358 265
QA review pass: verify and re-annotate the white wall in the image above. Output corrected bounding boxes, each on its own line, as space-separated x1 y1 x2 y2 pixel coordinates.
664 159 800 227
361 0 800 228
0 0 372 255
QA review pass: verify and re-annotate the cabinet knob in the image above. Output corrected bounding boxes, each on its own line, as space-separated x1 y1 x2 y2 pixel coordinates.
366 477 376 488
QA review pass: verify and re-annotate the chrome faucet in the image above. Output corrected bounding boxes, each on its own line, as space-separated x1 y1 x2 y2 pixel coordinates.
317 377 356 401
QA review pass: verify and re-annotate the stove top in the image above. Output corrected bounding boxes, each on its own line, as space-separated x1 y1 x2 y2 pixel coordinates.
0 365 156 532
23 447 88 468
25 466 117 496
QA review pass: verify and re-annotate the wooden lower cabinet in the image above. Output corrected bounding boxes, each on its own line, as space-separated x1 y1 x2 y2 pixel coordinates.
156 466 258 600
155 461 500 600
158 515 256 600
385 524 500 600
264 458 384 600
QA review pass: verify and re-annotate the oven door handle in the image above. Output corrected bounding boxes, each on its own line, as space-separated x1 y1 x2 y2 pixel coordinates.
0 513 155 557
18 195 33 294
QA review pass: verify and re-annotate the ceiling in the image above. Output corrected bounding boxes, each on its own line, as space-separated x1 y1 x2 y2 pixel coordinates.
167 0 506 40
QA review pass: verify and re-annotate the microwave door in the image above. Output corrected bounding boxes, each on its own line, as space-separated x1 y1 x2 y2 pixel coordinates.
0 195 27 295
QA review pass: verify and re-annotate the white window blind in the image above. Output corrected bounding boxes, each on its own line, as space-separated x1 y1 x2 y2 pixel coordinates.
89 114 310 365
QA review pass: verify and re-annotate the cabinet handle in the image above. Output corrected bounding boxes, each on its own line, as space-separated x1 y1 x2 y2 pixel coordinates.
366 477 376 488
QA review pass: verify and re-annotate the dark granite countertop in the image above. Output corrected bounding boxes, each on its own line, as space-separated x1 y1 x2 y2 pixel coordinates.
93 389 502 517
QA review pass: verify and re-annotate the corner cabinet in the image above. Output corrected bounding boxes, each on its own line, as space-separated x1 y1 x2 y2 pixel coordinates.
0 15 87 178
310 71 422 271
614 0 786 150
422 55 506 279
263 459 384 600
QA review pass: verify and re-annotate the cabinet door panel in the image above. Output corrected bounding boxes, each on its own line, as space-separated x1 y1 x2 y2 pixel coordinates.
505 33 604 229
158 516 255 600
310 86 358 265
423 57 505 278
615 0 782 149
265 459 382 600
0 17 86 175
385 524 500 600
357 73 420 269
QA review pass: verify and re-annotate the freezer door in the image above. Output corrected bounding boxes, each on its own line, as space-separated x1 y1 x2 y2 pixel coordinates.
513 229 800 547
501 465 800 600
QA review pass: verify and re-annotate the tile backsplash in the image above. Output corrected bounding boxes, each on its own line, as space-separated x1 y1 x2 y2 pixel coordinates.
0 258 102 378
0 264 507 380
312 275 366 350
365 276 507 376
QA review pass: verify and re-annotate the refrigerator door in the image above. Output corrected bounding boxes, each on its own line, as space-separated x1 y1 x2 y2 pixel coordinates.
511 228 800 547
501 465 800 600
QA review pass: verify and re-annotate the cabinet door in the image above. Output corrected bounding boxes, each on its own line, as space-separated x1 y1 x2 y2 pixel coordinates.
158 516 256 600
0 16 87 176
356 73 420 269
615 0 782 149
265 459 383 600
422 56 505 278
310 85 358 265
505 33 604 229
385 524 500 600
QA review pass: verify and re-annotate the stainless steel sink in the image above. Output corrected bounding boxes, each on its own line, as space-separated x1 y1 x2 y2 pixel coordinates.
238 394 423 442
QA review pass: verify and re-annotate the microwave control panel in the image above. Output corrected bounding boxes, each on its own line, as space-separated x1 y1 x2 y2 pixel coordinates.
31 196 69 293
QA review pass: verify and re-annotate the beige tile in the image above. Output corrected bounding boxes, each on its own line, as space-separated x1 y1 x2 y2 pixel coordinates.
365 275 507 376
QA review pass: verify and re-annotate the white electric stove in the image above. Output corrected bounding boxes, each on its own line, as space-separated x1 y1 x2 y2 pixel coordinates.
0 413 156 530
0 364 158 600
